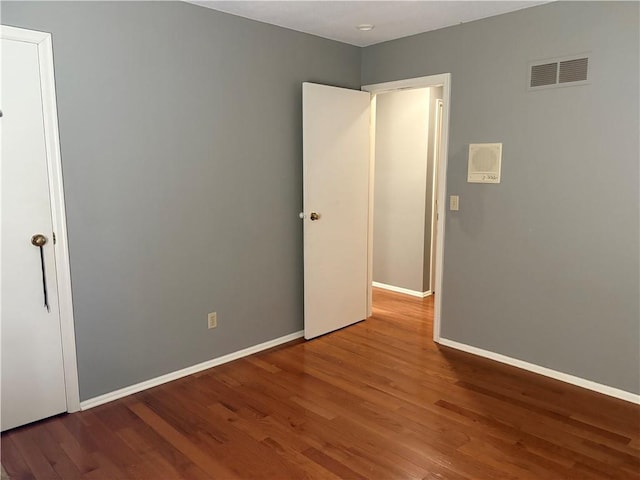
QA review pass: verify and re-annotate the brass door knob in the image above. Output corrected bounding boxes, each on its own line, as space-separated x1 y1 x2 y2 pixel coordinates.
31 233 50 310
310 212 320 221
31 234 47 247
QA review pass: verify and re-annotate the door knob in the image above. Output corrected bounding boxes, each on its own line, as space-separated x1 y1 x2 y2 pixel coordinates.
31 234 47 247
31 234 50 311
310 212 320 221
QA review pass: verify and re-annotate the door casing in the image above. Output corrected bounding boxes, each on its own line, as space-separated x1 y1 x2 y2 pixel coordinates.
1 25 80 412
362 73 451 342
430 99 444 294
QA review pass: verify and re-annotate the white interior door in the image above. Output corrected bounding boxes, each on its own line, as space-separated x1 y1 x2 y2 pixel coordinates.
1 36 68 431
302 82 371 340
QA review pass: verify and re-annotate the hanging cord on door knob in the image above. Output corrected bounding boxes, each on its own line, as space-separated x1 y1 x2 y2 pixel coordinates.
31 234 50 312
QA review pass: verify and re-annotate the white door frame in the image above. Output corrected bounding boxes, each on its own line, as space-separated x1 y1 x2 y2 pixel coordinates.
430 99 444 294
362 73 451 342
1 25 81 412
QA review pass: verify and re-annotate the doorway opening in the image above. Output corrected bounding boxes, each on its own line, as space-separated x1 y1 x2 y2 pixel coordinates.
363 74 451 342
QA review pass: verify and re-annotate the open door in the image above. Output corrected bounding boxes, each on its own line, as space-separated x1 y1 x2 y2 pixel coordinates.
302 83 371 340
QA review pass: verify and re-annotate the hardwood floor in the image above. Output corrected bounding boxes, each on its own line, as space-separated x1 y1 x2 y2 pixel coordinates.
2 288 639 479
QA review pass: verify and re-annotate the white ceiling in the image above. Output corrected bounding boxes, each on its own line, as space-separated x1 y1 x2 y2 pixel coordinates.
188 1 548 47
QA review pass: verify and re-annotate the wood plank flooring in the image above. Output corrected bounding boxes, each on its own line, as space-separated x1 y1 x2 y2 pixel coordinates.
2 288 639 479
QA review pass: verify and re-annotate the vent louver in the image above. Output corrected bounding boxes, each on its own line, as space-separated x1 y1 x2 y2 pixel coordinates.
530 62 558 87
529 54 590 90
559 57 588 83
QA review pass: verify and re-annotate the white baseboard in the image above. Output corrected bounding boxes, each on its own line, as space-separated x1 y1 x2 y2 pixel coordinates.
438 337 640 405
372 281 432 298
80 330 304 410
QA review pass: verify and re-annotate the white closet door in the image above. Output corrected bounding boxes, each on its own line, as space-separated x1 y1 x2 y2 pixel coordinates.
1 36 67 431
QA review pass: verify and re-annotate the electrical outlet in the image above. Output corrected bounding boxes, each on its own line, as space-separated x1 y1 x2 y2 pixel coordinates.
207 312 217 329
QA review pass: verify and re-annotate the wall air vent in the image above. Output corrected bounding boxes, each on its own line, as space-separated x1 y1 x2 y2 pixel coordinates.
529 54 590 90
530 62 558 87
559 57 589 83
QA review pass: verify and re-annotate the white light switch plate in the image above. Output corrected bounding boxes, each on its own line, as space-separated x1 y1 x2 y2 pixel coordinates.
208 312 217 329
449 195 459 211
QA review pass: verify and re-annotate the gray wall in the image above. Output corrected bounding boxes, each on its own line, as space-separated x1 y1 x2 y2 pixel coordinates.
363 1 640 393
373 88 430 293
4 0 638 399
2 1 361 400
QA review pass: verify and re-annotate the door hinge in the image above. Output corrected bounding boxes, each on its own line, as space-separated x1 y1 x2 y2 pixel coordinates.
53 232 57 244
